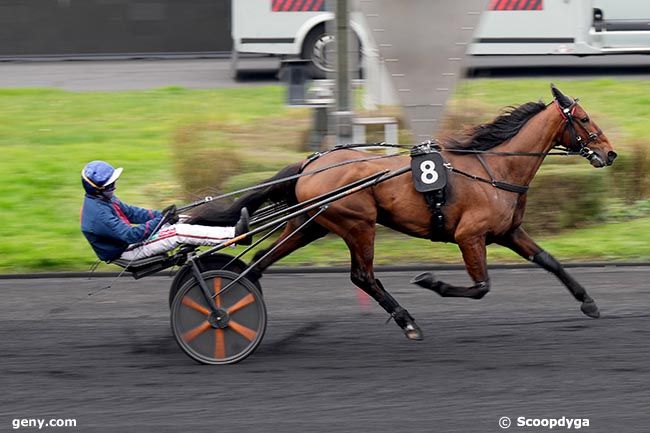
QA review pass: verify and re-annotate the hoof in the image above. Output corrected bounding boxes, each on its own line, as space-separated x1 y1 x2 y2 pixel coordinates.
403 323 423 341
410 272 437 290
392 308 423 341
469 286 490 300
410 272 448 297
580 300 600 318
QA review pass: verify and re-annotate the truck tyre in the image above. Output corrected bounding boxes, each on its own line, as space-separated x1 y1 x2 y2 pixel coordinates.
301 23 361 79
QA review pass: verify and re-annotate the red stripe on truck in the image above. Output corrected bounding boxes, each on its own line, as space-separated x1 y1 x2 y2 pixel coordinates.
272 0 323 12
489 0 542 10
488 0 506 10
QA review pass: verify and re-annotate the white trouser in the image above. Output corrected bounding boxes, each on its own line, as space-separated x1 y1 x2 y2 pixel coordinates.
119 223 235 261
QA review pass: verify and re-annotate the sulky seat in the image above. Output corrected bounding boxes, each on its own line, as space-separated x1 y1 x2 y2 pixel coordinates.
111 245 197 279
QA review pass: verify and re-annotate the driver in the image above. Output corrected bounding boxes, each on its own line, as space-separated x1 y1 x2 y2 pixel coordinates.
80 160 249 262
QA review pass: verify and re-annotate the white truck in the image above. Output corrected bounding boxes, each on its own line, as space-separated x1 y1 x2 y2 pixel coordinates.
471 0 650 55
231 0 369 78
231 0 650 77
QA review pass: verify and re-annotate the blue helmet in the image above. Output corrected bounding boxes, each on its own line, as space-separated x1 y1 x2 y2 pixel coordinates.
81 160 123 195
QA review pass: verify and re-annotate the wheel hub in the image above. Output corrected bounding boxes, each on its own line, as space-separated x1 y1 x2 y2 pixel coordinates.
208 309 230 329
312 34 336 73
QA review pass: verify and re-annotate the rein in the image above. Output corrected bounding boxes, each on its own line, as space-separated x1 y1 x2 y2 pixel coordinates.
332 141 581 158
177 152 407 213
327 141 575 195
180 98 604 211
443 148 577 157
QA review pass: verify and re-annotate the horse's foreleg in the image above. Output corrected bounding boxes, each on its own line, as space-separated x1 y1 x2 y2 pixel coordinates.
411 235 490 300
246 216 329 282
344 222 423 340
497 227 599 318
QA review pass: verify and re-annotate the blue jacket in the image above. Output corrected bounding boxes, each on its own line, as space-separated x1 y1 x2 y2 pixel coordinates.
80 194 162 261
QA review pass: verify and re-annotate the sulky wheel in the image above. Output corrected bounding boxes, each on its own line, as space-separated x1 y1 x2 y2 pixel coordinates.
171 270 266 365
168 253 262 308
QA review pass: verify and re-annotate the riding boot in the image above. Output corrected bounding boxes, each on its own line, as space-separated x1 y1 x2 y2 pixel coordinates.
235 208 252 245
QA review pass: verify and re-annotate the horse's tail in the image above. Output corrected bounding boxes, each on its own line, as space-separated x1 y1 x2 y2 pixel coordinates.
188 162 303 226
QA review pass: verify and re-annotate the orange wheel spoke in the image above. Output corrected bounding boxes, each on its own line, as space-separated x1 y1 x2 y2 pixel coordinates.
213 277 222 308
181 297 210 316
215 329 226 359
228 320 257 341
227 293 255 315
182 321 211 343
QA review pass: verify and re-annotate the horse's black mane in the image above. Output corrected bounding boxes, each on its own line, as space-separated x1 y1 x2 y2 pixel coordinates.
446 101 547 151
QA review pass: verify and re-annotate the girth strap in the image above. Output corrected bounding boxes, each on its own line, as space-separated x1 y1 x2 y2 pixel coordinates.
423 187 446 237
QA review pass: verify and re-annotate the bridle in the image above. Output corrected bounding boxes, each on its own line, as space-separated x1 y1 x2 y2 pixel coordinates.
553 99 605 165
435 97 608 194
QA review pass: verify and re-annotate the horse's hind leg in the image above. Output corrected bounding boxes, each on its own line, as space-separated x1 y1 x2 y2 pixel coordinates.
497 227 599 318
412 232 490 300
246 215 329 282
344 222 423 340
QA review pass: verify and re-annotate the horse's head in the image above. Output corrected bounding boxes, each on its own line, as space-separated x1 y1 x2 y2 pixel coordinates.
551 84 617 168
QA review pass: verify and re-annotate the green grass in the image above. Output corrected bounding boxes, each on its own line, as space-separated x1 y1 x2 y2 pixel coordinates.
267 217 650 266
84 217 650 273
0 80 649 273
0 86 307 272
453 78 650 145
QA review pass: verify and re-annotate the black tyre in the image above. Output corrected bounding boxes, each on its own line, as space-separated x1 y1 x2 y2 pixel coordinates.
171 270 266 365
301 24 335 79
168 253 261 307
301 24 361 79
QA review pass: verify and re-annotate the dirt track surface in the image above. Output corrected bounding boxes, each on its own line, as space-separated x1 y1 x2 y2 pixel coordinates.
2 267 649 432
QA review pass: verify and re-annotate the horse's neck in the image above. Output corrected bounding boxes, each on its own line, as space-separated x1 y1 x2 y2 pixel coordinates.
494 107 564 187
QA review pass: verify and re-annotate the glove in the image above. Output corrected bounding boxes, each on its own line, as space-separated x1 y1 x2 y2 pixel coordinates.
161 204 179 225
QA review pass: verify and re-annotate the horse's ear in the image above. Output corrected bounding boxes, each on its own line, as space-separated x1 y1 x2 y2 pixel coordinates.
550 83 573 108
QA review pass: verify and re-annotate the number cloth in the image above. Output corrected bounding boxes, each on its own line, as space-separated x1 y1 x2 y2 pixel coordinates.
410 151 447 192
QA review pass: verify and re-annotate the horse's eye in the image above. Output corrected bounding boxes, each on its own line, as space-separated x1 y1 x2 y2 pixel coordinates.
581 117 589 123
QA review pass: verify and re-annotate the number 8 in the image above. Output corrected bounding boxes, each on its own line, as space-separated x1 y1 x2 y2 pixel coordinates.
420 160 438 184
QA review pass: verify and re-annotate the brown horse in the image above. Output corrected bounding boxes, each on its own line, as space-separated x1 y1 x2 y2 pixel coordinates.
192 84 617 340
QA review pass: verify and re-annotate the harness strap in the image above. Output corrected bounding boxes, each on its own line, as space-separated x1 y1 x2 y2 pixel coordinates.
423 187 446 237
445 164 529 195
476 154 497 181
300 145 407 173
473 153 529 194
491 180 530 194
178 150 406 213
329 141 576 157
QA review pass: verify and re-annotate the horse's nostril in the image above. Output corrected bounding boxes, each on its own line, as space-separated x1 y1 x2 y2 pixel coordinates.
605 151 618 166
